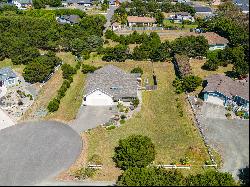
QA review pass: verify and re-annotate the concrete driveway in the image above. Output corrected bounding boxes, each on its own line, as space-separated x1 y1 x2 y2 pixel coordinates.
70 105 118 133
0 121 82 186
0 108 15 130
197 103 249 178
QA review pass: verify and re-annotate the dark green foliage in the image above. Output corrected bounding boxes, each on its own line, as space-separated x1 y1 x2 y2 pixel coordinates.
61 63 76 80
238 166 249 186
171 36 209 57
131 67 143 75
132 98 140 108
117 167 185 186
173 75 202 93
102 44 128 62
113 135 155 170
82 64 99 74
33 0 62 9
23 53 61 83
47 98 60 112
185 170 236 186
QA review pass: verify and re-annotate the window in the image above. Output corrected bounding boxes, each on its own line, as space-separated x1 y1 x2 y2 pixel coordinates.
110 86 120 90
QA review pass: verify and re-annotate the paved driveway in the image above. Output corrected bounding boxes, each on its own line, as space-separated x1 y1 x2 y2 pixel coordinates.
70 105 118 133
197 103 249 178
0 121 82 186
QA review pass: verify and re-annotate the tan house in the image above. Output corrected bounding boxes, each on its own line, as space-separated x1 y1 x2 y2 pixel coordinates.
201 32 229 51
127 16 156 27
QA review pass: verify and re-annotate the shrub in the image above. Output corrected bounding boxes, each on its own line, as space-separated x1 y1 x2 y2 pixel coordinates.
180 157 190 165
82 64 98 74
120 119 126 124
47 98 60 112
225 112 232 119
113 135 155 170
61 64 76 80
132 97 140 108
120 114 127 120
88 154 102 165
236 110 245 117
131 67 143 75
117 167 185 186
106 125 116 130
73 167 97 180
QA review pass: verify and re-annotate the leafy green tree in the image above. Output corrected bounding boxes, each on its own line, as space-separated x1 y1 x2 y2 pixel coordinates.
173 75 202 93
185 170 236 186
47 98 60 112
33 0 46 9
131 67 143 75
61 64 76 80
117 167 184 186
113 135 155 170
154 10 164 25
82 64 99 74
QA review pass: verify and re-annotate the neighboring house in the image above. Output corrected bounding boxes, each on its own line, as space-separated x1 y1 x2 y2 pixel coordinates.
201 32 229 51
233 0 249 13
202 74 249 112
56 15 81 24
0 67 19 88
77 0 93 6
127 16 156 27
168 12 195 23
111 22 122 31
8 0 32 9
83 65 138 106
194 6 213 16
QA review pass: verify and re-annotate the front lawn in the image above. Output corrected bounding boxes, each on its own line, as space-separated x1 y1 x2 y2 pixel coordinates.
84 60 210 181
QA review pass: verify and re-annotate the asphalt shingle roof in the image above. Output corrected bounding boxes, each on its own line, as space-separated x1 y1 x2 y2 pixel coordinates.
0 67 17 82
85 65 138 100
203 74 249 101
194 6 212 13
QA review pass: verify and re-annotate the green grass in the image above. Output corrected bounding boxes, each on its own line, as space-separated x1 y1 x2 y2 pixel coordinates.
45 70 86 122
84 61 210 181
163 20 198 29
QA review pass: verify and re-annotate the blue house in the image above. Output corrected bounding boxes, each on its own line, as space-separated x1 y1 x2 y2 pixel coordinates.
0 67 19 88
233 0 249 13
202 74 249 113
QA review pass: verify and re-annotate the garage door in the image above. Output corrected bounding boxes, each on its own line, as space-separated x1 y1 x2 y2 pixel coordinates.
85 90 114 106
206 95 224 106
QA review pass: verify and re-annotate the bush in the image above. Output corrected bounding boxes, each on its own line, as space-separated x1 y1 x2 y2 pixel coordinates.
131 67 143 75
173 75 202 93
225 112 232 119
117 167 185 186
113 135 155 170
73 167 97 180
106 125 116 130
120 119 126 124
132 97 140 108
180 157 190 165
88 154 102 165
236 110 245 118
185 170 236 186
82 64 99 74
61 64 76 80
120 114 127 120
47 98 60 112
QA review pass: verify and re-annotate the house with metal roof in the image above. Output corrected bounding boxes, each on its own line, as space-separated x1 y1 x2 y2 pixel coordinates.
202 74 249 112
0 67 19 88
127 16 156 27
83 65 138 106
194 6 213 16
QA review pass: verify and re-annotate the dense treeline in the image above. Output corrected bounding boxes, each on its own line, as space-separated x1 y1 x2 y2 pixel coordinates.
0 8 106 83
33 0 62 9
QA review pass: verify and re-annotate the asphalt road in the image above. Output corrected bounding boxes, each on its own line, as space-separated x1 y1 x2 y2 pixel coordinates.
0 121 82 186
104 5 117 31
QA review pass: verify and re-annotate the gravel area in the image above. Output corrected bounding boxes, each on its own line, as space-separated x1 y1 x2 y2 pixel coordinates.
196 102 249 179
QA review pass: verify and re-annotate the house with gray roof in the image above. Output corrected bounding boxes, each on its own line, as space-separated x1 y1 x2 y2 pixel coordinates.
8 0 32 9
202 74 249 113
0 67 19 88
83 65 138 106
194 6 213 16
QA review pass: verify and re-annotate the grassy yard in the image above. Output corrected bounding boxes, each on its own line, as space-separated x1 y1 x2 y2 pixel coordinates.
190 58 233 95
45 70 86 122
21 52 79 122
83 60 211 181
163 20 198 30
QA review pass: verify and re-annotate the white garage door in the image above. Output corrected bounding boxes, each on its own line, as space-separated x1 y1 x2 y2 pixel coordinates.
85 90 114 106
206 95 224 106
